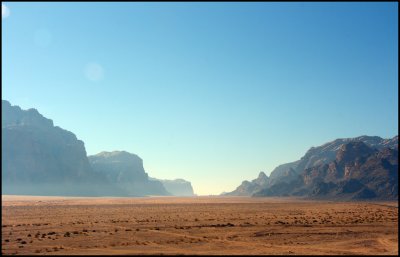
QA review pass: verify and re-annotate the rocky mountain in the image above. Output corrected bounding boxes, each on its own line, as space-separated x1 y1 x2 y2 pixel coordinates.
2 100 187 197
268 135 398 186
88 151 171 196
255 141 398 200
2 100 124 196
226 135 398 200
149 178 195 196
224 172 269 196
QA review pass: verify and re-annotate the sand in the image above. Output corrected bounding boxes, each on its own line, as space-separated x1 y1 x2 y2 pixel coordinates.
1 195 398 255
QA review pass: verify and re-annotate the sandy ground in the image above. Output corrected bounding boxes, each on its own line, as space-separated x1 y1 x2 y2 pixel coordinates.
1 195 398 255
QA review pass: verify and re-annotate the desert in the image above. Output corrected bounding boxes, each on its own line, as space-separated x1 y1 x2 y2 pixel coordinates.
2 2 398 256
1 195 398 255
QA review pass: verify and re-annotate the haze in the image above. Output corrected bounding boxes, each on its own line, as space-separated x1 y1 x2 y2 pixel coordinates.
2 2 398 195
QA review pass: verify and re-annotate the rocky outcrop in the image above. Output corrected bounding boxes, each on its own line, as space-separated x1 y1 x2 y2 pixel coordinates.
150 178 195 196
2 100 176 197
227 135 398 200
2 100 124 196
268 135 398 186
223 172 269 196
88 151 171 196
253 140 398 200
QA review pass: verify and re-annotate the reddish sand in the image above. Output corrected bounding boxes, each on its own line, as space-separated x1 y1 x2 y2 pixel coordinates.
2 195 398 255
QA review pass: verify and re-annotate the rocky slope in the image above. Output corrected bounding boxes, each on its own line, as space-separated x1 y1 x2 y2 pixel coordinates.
226 136 398 199
2 100 124 196
223 172 269 196
2 100 187 197
254 141 398 200
268 135 398 186
88 151 171 196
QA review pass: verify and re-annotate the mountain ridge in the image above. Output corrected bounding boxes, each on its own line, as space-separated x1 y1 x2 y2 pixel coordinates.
225 135 398 200
2 100 194 197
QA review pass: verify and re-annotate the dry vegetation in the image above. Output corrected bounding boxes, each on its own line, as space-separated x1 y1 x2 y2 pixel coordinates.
1 195 398 255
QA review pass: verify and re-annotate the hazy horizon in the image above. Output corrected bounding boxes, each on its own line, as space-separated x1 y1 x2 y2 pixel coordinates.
2 2 398 195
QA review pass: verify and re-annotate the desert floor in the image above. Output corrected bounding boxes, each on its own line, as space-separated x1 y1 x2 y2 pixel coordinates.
1 195 398 255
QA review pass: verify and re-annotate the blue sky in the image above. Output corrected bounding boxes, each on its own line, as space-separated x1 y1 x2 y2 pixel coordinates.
2 2 398 195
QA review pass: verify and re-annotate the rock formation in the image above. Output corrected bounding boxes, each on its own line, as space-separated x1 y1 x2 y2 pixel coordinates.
223 171 269 196
88 151 171 196
150 178 195 196
2 100 124 196
227 136 398 200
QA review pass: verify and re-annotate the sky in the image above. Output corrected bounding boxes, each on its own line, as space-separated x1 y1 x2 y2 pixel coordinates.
2 2 398 195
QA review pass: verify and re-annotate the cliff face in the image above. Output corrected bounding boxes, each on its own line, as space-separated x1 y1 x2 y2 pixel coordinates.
2 100 123 196
226 135 398 200
2 100 195 197
88 151 171 196
268 136 398 186
253 141 398 200
150 178 195 196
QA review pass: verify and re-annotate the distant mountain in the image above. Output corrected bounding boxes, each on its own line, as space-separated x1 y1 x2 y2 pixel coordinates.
88 151 171 196
1 100 181 197
2 100 124 196
149 178 195 196
223 172 269 196
226 135 398 200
